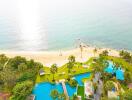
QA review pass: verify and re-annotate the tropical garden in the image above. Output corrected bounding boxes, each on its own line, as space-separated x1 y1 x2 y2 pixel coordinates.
91 49 132 100
0 49 132 100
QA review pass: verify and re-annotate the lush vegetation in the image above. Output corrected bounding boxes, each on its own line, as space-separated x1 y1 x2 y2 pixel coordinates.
91 49 132 100
119 50 132 63
1 48 132 100
11 81 33 100
123 89 132 100
50 64 58 82
36 59 92 83
71 94 79 100
0 54 92 99
0 54 43 99
106 56 132 86
68 79 78 87
50 89 66 100
104 81 115 95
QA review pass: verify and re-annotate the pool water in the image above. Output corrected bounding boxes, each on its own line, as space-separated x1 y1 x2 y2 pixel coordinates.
104 62 124 80
65 83 76 97
116 68 124 80
74 72 90 86
33 72 90 100
104 62 115 73
33 83 63 100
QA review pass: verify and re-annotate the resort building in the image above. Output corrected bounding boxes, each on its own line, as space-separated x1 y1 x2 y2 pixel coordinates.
108 82 120 100
128 83 132 89
84 81 94 99
0 92 10 100
108 91 118 99
39 69 45 76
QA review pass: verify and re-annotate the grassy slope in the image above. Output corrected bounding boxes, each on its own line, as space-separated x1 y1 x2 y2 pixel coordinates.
36 58 94 83
36 64 92 83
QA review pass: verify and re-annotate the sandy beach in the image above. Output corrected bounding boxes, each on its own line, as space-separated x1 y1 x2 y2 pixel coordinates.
0 47 119 67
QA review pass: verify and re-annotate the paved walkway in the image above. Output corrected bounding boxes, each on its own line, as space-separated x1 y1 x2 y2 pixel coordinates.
93 72 103 100
59 79 69 100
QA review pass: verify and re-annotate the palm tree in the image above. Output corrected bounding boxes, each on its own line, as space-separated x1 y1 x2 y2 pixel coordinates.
58 93 66 100
67 62 74 73
50 89 59 100
67 55 75 73
119 50 125 57
93 48 97 57
50 64 58 81
68 55 75 63
100 50 109 57
91 57 108 75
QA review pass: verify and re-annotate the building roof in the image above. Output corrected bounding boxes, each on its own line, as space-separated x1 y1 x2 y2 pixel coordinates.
128 83 132 89
0 93 10 100
39 69 44 73
108 91 118 99
84 81 93 96
39 69 45 75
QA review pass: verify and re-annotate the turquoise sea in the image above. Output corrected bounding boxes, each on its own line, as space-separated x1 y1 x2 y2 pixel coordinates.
0 0 132 51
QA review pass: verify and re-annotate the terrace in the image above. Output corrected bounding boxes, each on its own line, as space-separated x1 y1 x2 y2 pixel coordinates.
33 56 130 100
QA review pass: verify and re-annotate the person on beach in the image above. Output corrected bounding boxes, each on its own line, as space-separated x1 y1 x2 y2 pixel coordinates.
59 50 62 56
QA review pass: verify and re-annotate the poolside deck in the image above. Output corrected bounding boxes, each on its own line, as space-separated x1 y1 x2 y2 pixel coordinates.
60 80 69 100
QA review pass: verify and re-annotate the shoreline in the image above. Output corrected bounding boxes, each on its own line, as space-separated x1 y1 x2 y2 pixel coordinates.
0 46 119 67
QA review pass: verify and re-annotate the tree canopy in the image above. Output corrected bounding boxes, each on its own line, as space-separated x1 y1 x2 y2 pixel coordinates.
11 81 33 100
104 81 115 91
100 50 109 57
9 56 27 69
68 55 75 63
0 54 8 64
50 64 58 81
50 89 59 100
119 50 132 63
67 55 76 73
123 89 132 100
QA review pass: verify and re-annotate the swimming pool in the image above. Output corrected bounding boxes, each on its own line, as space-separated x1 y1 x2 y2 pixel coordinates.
104 61 124 80
33 82 63 100
33 72 90 100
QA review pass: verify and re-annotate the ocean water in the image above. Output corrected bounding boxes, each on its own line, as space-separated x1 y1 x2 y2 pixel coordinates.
0 0 132 51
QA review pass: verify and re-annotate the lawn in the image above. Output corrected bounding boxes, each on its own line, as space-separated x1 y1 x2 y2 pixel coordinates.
36 61 93 83
77 86 84 100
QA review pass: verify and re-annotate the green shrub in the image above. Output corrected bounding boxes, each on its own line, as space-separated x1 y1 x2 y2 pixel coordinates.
68 79 78 87
17 72 35 82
